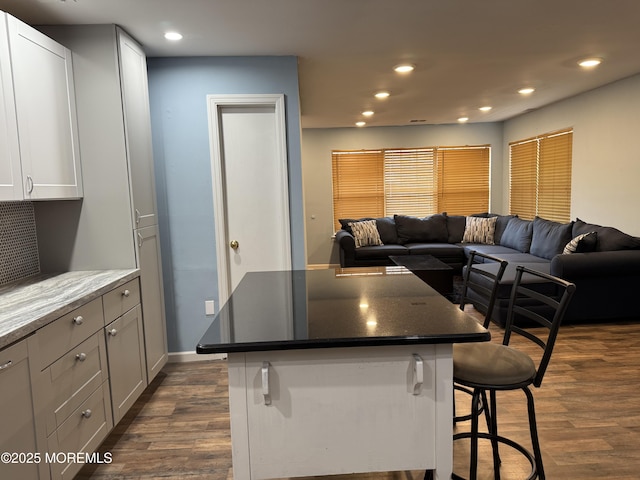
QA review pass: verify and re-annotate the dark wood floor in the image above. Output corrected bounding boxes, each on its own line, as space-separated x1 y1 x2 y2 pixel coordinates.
77 309 640 479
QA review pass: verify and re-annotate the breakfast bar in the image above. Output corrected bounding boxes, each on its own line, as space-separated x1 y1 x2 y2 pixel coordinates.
197 267 489 480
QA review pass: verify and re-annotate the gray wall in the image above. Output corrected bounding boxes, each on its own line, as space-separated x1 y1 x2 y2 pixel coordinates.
147 56 305 354
301 123 505 265
503 74 640 236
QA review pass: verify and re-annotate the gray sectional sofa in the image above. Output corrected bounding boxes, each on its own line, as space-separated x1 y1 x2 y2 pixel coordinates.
335 213 640 325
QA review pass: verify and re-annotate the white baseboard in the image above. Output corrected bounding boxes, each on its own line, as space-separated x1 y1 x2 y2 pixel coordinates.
168 351 227 363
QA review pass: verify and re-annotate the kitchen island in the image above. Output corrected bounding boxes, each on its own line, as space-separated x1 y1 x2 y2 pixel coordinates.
197 267 489 480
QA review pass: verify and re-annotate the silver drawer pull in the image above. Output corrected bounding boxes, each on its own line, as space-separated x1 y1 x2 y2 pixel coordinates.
0 360 13 371
75 352 87 362
122 289 130 297
262 361 271 406
108 329 118 337
72 315 84 325
81 409 92 419
412 354 424 395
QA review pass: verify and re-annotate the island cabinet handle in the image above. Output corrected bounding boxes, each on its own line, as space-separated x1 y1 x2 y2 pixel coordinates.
412 354 424 395
261 361 272 406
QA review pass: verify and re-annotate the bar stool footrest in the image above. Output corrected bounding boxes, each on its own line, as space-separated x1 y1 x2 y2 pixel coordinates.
452 431 538 480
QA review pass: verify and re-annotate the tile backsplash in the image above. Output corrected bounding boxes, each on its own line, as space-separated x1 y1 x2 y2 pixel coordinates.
0 202 40 286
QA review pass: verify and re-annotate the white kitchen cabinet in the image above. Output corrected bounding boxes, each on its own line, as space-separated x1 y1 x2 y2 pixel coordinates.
5 13 82 200
36 25 168 384
0 337 48 480
136 225 168 380
0 15 21 201
103 278 147 424
118 31 157 228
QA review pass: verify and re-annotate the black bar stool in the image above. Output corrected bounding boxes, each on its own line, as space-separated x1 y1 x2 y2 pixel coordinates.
452 265 576 480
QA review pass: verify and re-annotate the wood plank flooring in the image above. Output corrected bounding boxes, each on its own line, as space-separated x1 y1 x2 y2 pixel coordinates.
77 310 640 479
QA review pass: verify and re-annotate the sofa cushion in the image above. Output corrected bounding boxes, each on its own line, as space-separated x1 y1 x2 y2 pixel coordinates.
563 231 598 254
462 244 522 259
530 217 574 260
354 244 409 259
394 214 448 244
348 220 383 248
445 214 467 243
462 216 497 244
493 215 518 245
406 243 465 256
500 217 533 252
573 219 640 251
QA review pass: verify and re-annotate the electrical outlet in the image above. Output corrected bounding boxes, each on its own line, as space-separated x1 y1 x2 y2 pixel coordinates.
205 300 215 316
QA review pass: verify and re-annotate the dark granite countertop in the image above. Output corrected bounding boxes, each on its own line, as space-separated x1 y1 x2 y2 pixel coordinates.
197 268 489 354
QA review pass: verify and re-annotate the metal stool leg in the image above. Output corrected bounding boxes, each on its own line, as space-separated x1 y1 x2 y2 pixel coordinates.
524 387 545 480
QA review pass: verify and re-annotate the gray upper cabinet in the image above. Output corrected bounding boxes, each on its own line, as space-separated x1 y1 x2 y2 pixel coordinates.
3 13 82 200
118 31 157 228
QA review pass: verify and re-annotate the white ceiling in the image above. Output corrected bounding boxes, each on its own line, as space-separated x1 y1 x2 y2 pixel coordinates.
2 0 640 128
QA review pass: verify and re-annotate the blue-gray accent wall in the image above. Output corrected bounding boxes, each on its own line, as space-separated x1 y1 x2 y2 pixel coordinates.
147 56 305 353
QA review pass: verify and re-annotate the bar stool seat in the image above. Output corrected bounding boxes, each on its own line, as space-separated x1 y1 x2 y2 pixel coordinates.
454 343 535 386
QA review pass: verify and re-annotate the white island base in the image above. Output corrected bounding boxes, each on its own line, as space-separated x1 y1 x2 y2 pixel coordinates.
226 344 453 480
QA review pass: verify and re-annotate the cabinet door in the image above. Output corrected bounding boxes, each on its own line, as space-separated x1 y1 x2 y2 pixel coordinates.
0 338 46 480
7 14 82 200
118 29 157 228
0 15 22 201
136 225 168 381
105 305 147 424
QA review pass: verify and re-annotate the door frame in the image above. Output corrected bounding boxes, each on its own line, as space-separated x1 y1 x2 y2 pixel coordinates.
207 94 291 306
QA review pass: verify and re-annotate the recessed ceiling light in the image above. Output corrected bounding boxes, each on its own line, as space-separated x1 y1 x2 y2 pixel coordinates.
578 58 602 68
374 91 390 99
164 31 183 41
362 110 374 117
479 106 492 112
355 121 366 127
394 64 415 73
518 87 535 95
458 117 469 123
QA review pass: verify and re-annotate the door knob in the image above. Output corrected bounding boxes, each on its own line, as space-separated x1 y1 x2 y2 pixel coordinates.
230 240 239 250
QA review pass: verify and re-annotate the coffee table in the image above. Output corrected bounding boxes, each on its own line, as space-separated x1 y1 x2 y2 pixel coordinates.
197 268 488 480
390 254 454 295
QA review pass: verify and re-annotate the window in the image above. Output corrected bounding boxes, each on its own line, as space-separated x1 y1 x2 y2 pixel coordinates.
509 129 573 222
331 145 490 230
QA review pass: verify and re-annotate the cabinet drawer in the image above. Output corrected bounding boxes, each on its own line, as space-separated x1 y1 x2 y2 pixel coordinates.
48 381 112 480
44 332 109 436
103 278 140 324
37 298 104 369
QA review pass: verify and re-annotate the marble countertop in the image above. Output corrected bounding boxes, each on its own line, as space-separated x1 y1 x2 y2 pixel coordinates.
0 269 139 350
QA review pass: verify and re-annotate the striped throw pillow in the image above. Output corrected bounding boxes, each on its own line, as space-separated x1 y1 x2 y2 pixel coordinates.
462 216 497 245
349 220 383 248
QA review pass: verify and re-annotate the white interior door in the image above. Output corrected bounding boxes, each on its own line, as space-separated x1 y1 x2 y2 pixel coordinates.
208 95 292 305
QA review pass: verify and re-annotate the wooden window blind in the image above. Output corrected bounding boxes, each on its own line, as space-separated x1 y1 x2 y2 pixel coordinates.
332 145 491 230
436 146 490 215
331 150 384 230
509 129 573 222
509 139 538 220
384 148 435 217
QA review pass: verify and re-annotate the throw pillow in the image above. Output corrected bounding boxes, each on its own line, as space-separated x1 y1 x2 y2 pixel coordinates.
530 217 574 260
339 217 398 244
444 214 467 243
394 214 448 244
462 216 497 244
563 231 598 254
348 220 383 248
500 217 533 252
